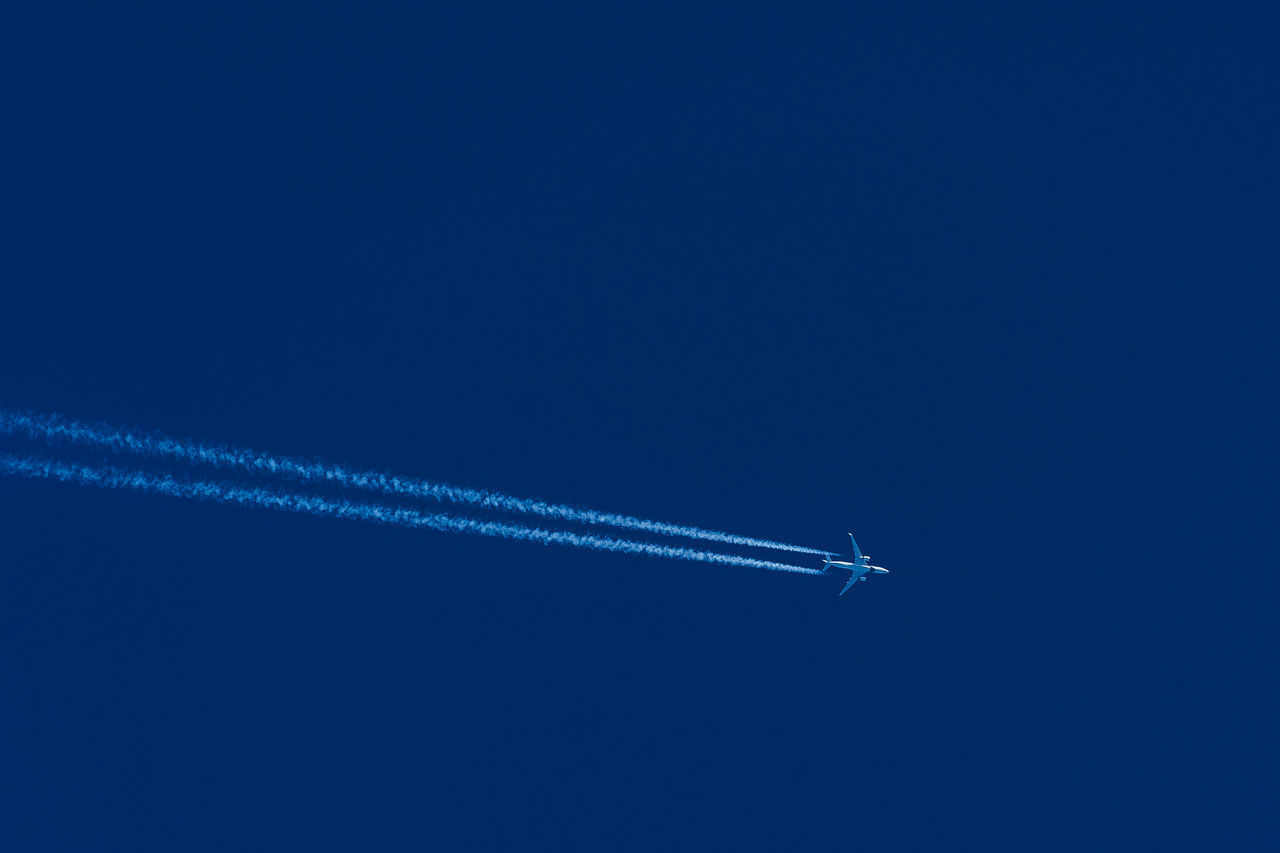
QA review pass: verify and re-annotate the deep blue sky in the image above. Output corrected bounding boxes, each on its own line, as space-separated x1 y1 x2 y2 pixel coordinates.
2 2 1274 849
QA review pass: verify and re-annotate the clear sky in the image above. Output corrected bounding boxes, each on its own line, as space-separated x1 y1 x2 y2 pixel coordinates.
2 2 1273 849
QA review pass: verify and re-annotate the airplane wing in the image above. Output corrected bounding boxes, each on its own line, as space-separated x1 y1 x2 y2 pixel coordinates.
848 533 863 561
838 575 859 595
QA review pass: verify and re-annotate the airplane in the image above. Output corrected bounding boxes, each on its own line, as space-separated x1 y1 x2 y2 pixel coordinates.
822 533 890 595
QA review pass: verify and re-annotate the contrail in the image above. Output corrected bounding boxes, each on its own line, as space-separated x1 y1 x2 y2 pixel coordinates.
0 453 823 576
0 407 832 556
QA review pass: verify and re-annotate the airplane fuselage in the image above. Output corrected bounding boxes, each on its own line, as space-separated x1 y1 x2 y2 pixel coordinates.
823 559 889 574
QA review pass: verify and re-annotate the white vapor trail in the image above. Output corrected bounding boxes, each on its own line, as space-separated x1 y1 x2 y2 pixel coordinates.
0 408 832 556
0 453 823 576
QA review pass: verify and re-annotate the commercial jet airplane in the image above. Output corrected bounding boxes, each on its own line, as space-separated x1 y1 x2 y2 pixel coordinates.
823 533 890 595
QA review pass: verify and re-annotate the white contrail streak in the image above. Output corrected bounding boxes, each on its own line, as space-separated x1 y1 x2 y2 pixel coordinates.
0 453 823 576
0 408 832 556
